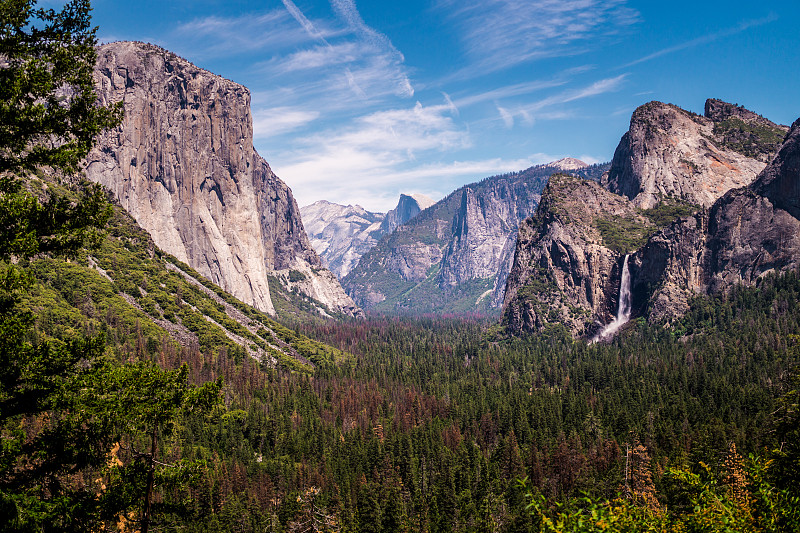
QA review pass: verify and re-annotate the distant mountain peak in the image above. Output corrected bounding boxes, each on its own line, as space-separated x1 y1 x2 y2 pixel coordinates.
407 193 435 210
545 157 589 171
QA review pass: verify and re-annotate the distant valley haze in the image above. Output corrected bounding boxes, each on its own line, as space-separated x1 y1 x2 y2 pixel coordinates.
90 0 800 211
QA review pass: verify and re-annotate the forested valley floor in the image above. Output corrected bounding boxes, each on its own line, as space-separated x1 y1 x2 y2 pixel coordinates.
30 253 800 531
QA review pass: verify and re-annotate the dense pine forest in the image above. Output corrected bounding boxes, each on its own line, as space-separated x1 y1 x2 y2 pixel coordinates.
19 259 800 531
2 1 800 532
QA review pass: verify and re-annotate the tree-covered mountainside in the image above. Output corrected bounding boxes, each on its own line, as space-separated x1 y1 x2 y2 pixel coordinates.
22 192 351 373
343 162 609 315
2 2 799 532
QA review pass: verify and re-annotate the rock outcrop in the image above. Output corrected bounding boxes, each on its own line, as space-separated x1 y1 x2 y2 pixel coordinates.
86 41 360 317
704 99 789 163
343 160 609 314
300 193 433 279
503 102 797 338
380 194 434 234
603 100 780 209
632 118 800 321
502 174 651 336
300 201 384 279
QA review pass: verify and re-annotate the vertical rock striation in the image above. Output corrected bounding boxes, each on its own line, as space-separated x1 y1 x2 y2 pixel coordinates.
503 101 798 338
503 100 795 338
380 193 435 234
86 41 360 316
502 174 650 337
633 118 800 321
343 160 607 314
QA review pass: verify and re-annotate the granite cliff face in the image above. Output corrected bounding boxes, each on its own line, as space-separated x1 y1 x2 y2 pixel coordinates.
86 41 359 317
381 193 434 234
343 160 609 314
502 174 651 336
300 201 384 279
300 193 433 279
632 118 800 321
603 100 784 209
503 100 797 338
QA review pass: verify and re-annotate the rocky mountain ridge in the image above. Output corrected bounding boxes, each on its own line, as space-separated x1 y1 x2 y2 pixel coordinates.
85 41 360 318
631 117 800 322
603 100 786 209
502 174 652 336
503 99 797 338
343 159 610 314
300 193 433 279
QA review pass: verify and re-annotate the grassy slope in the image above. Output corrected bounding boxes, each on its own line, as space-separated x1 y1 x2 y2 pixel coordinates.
22 200 351 374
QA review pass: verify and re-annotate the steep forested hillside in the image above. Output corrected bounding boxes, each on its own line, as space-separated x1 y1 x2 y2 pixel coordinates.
21 191 350 373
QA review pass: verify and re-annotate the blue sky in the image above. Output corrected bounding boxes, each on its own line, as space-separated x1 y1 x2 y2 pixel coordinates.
86 0 799 211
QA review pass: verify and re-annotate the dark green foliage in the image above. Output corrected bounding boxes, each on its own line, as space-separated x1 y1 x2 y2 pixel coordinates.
0 0 122 175
288 269 307 283
0 177 111 261
640 198 698 227
145 270 800 531
595 198 699 254
594 215 654 254
712 117 787 161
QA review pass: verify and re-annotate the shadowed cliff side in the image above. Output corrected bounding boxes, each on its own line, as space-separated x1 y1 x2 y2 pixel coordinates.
502 174 649 337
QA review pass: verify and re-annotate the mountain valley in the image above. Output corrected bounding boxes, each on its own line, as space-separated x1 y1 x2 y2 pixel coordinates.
3 6 800 531
341 159 609 314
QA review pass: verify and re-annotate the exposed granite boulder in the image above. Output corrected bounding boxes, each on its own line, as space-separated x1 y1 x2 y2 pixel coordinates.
86 41 360 317
503 101 795 337
604 101 767 209
751 118 800 218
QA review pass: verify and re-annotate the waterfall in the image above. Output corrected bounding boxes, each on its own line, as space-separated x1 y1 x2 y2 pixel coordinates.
592 254 632 343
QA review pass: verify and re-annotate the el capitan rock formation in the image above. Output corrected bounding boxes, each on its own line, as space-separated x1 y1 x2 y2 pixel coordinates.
85 41 360 317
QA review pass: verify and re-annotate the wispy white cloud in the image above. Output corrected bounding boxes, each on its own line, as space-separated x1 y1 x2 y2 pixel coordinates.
497 105 514 128
271 99 474 209
288 154 558 211
496 74 627 126
267 42 360 74
452 78 569 109
173 11 315 58
281 0 329 42
172 0 412 107
621 13 778 68
279 0 413 99
439 0 639 77
252 107 320 139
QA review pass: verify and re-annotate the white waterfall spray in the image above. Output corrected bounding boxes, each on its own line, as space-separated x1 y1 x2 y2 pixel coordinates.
592 254 632 343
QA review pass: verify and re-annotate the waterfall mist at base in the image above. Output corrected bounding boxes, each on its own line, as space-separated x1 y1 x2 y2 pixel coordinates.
592 254 632 343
